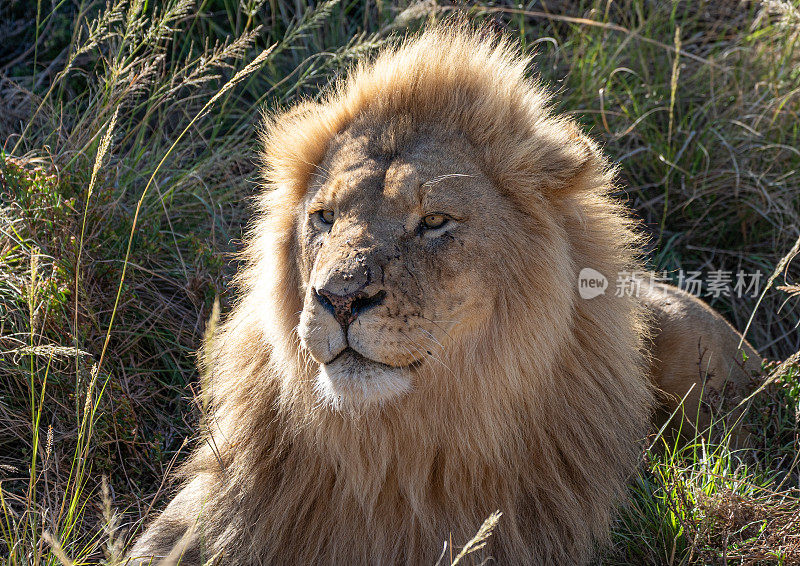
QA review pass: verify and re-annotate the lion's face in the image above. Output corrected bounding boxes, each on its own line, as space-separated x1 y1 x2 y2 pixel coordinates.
296 125 516 411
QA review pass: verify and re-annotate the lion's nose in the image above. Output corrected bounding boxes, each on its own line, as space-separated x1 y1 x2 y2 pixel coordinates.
314 286 386 329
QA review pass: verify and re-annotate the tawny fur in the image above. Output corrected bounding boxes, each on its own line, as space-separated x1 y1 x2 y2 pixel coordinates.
130 24 759 565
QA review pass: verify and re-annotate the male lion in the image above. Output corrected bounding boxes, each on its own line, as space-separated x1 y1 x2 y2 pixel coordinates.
130 25 761 565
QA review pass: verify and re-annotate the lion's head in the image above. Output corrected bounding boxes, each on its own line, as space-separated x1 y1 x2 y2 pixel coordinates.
246 26 627 419
296 122 580 412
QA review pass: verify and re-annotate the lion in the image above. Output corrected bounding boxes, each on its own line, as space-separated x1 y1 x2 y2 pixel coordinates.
129 25 761 565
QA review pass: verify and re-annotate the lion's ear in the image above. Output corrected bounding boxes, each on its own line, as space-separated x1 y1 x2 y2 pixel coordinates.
548 122 614 199
260 101 335 195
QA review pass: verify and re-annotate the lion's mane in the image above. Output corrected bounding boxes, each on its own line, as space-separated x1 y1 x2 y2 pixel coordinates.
145 25 653 565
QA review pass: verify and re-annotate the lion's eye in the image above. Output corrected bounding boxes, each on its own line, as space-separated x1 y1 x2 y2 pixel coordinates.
422 214 449 230
316 209 335 225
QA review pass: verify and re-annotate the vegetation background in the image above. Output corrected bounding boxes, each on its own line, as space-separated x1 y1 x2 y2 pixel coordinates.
0 0 799 563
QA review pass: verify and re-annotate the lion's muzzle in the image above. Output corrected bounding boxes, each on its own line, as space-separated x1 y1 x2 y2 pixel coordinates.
299 246 393 366
314 286 386 329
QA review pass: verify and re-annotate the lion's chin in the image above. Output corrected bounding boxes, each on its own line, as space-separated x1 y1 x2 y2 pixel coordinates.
315 349 412 414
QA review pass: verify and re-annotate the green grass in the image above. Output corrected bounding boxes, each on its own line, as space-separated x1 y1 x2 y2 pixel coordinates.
0 0 799 564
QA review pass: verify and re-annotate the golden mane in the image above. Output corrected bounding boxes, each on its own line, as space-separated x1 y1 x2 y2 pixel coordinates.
132 24 654 565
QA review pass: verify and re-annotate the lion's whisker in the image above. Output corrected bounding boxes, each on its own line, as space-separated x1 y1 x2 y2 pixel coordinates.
421 173 475 188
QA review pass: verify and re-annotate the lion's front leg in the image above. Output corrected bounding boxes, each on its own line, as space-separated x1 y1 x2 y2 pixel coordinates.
128 475 217 565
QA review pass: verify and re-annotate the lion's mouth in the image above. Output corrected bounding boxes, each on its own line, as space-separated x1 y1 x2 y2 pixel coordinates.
328 347 382 366
325 347 422 371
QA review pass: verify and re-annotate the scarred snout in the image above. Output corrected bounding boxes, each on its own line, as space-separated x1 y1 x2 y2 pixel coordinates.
299 244 395 365
313 258 386 329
